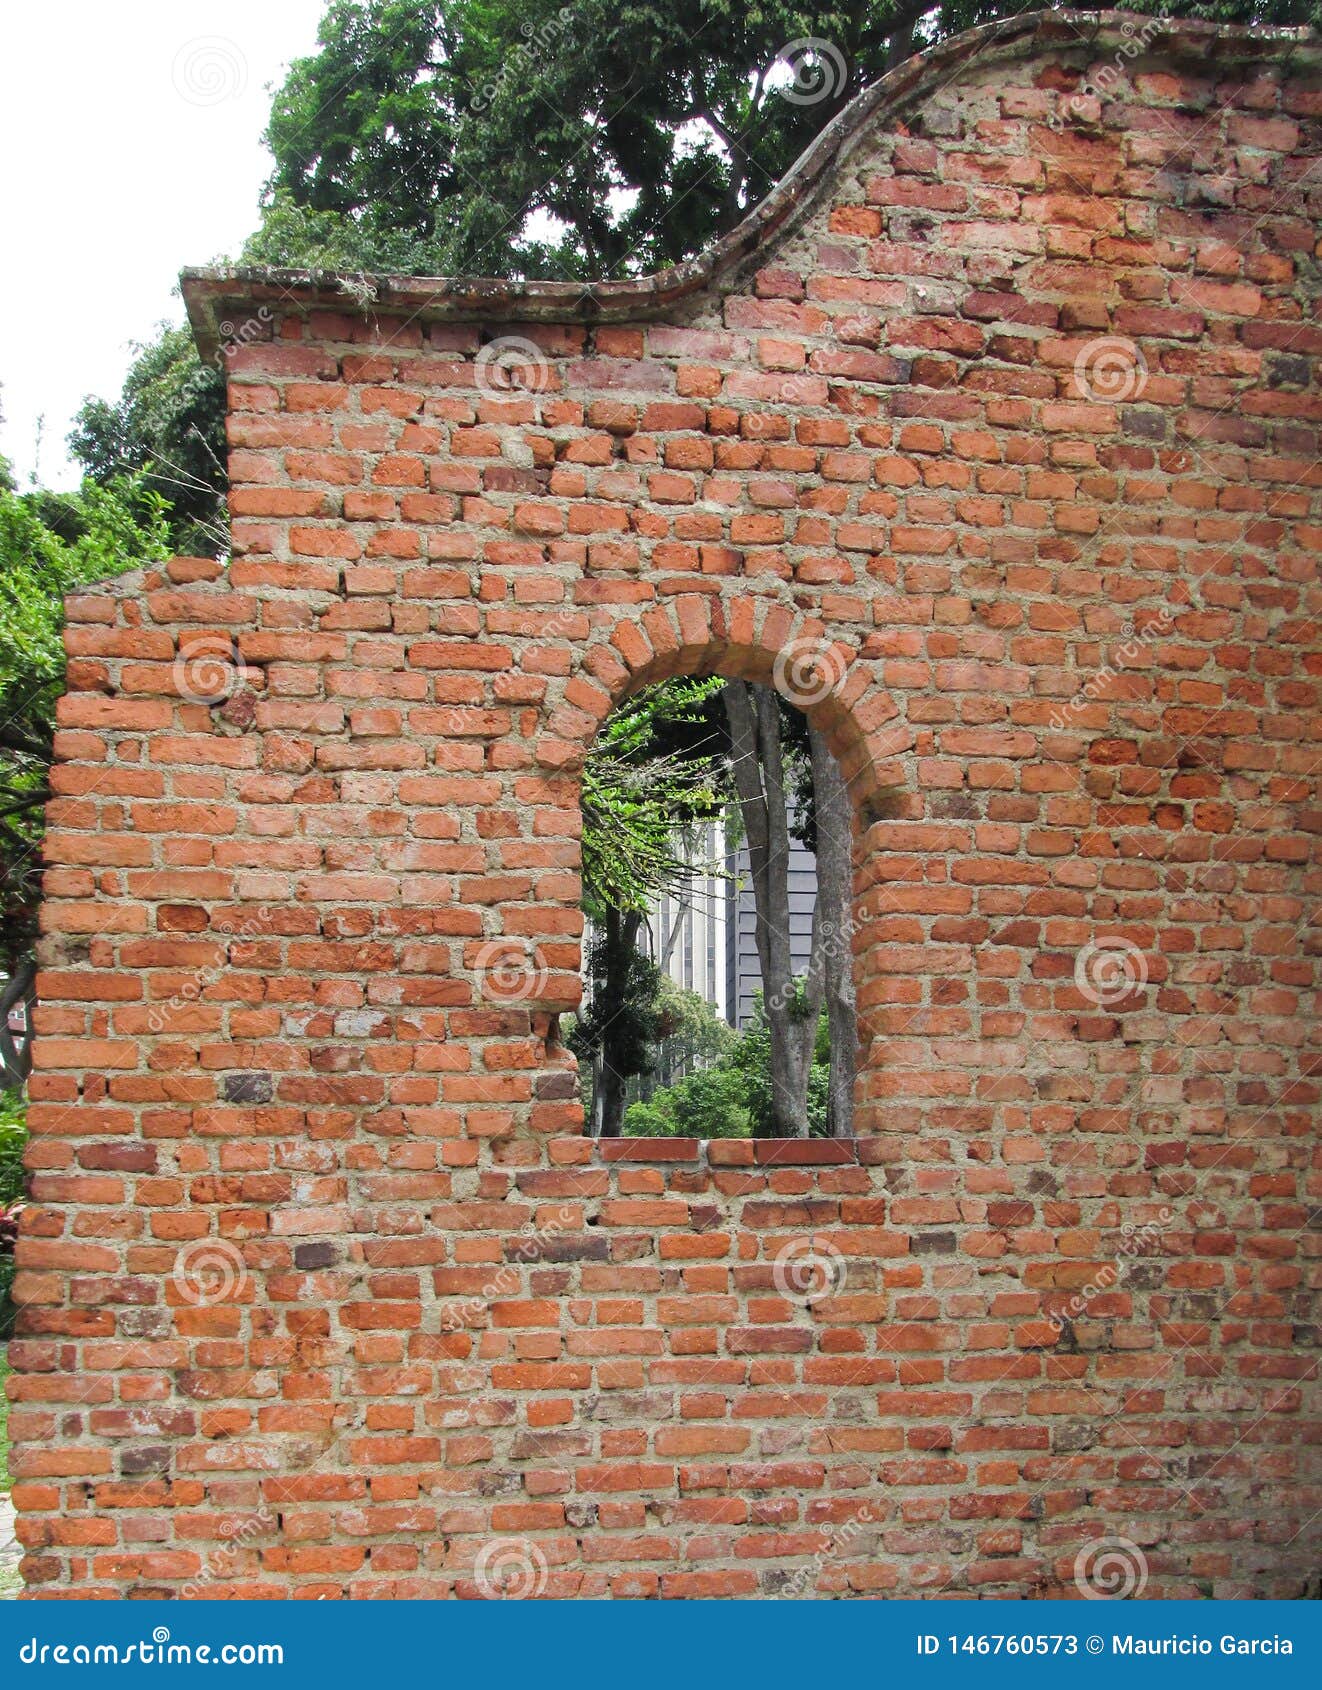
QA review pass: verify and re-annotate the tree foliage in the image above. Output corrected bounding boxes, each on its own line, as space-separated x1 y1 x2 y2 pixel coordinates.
623 1000 832 1137
649 979 739 1088
0 1090 23 1211
71 2 1309 549
624 1064 751 1137
260 1 1313 281
69 326 228 559
0 477 169 969
575 676 730 1136
262 0 895 279
580 677 727 918
0 1088 23 1340
727 1000 832 1135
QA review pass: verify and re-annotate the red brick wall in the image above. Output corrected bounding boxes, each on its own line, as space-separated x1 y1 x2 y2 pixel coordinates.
11 14 1321 1598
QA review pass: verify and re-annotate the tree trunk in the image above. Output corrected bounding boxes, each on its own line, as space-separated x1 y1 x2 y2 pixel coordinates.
809 726 856 1137
723 682 824 1136
594 906 642 1138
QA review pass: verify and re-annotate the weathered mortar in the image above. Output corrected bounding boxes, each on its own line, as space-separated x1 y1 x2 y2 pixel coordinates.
9 12 1321 1598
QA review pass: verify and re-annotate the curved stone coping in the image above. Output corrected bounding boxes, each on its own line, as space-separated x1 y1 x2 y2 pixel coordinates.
182 9 1318 357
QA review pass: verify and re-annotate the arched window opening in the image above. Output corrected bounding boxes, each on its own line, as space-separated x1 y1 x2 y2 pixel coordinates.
570 675 857 1141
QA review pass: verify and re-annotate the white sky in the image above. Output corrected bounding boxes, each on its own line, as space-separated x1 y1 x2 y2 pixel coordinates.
0 0 327 489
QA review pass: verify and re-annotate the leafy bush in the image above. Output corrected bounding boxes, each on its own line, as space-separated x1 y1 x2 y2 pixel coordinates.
70 325 228 558
726 1009 774 1132
620 1101 672 1137
0 1088 24 1208
624 1065 751 1139
0 475 169 964
0 1231 16 1341
0 1088 25 1340
622 999 834 1139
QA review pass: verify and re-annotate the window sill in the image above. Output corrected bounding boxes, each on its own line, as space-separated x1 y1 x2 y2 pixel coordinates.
594 1138 861 1165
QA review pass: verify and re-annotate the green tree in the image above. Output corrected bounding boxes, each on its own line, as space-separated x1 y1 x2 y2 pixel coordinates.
649 979 739 1090
620 998 832 1138
0 1087 24 1339
727 999 831 1137
261 2 1312 282
580 677 726 919
624 1064 751 1138
74 1 1306 566
571 920 666 1137
0 475 170 1028
723 681 856 1137
261 0 893 279
68 325 227 559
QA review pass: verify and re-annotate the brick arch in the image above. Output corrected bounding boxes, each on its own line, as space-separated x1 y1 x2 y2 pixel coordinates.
545 592 910 806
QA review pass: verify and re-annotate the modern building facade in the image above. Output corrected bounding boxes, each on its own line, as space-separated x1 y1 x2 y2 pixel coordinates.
642 816 818 1030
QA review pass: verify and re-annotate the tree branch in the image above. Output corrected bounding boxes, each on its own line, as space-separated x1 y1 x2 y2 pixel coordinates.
0 790 51 824
0 722 54 764
884 1 932 71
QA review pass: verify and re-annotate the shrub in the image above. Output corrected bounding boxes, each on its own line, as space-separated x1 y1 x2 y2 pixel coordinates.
624 1064 750 1139
0 1218 17 1341
0 1088 26 1340
0 1088 24 1208
667 1067 750 1137
621 1101 672 1137
726 1002 831 1136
